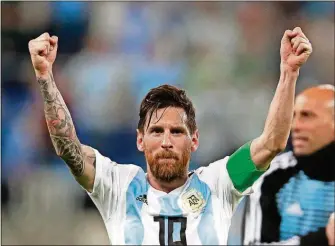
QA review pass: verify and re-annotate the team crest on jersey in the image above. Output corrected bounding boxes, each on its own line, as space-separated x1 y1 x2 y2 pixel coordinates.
181 188 206 213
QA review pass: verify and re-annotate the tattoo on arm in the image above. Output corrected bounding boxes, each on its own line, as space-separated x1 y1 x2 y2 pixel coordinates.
38 72 85 177
51 136 85 176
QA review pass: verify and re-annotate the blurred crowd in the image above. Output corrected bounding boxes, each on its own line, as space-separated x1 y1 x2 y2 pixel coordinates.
1 2 334 244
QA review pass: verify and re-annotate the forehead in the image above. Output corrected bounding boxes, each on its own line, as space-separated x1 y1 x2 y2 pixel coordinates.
147 107 187 127
295 95 331 115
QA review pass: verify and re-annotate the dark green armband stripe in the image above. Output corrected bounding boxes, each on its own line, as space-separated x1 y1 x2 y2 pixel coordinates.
227 141 267 193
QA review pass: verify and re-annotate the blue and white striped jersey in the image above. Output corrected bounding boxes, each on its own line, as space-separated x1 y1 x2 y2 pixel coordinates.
243 151 335 245
87 148 254 245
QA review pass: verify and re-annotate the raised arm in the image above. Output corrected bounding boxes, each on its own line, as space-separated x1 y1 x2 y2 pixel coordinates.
226 28 312 193
251 27 313 169
28 33 96 192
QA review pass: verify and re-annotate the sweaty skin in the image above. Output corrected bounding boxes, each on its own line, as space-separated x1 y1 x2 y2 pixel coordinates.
292 85 334 156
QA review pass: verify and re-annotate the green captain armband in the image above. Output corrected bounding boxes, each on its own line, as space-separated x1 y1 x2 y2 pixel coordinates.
227 141 268 193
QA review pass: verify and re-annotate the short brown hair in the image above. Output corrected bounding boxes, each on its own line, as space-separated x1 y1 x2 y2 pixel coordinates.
138 84 197 134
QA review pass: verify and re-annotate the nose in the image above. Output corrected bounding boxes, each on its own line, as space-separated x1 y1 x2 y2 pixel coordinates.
292 116 302 133
161 132 173 149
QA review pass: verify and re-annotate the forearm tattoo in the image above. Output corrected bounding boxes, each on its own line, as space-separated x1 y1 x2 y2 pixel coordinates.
38 73 84 176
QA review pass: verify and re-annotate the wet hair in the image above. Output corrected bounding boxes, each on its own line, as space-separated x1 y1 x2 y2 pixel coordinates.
138 84 196 134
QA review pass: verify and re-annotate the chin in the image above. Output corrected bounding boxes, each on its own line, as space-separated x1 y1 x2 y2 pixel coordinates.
151 163 187 183
293 148 312 156
156 174 180 183
153 168 181 182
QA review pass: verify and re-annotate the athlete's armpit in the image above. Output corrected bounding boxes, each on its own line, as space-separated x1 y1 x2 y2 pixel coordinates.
82 144 96 168
78 144 96 192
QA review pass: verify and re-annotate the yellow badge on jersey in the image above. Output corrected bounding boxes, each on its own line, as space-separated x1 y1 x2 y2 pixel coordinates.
181 188 206 214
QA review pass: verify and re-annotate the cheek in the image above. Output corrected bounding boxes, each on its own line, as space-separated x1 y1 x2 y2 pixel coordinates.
320 121 335 137
143 138 161 152
302 121 321 134
174 138 192 151
310 121 334 139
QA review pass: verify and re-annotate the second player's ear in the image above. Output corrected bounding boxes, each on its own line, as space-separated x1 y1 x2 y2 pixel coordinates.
191 129 199 152
136 129 144 152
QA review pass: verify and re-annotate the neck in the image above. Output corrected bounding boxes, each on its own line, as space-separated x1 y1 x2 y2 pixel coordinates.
147 172 188 193
294 141 335 181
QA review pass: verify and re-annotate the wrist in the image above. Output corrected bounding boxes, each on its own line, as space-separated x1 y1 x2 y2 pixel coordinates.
280 63 300 75
280 65 300 81
35 68 52 79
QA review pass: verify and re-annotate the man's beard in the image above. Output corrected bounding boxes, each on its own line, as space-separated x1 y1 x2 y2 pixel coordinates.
145 148 191 183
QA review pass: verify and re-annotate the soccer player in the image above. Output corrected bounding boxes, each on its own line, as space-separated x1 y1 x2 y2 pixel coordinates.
241 85 335 246
28 27 312 245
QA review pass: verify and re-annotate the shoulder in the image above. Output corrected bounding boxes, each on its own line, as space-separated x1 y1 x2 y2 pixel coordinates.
125 166 148 194
264 151 298 179
192 157 230 192
93 148 145 181
253 151 296 180
250 151 297 193
194 156 230 175
270 151 297 170
260 151 299 193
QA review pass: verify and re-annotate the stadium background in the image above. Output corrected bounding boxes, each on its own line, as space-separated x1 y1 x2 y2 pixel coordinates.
1 2 334 244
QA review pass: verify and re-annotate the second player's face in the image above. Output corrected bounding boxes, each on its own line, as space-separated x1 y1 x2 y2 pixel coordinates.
292 95 334 156
137 107 199 182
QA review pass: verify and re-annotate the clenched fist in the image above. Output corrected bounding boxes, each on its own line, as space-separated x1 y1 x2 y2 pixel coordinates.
280 27 312 72
28 32 58 76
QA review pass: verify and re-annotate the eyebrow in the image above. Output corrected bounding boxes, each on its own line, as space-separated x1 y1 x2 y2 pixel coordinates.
147 125 164 132
147 125 188 132
170 126 187 132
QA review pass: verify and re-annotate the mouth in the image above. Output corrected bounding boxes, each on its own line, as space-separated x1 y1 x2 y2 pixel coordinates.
156 155 178 162
293 136 309 141
292 136 309 145
158 156 177 160
156 153 178 160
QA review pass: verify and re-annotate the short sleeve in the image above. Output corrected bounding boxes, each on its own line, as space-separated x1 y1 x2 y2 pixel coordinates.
87 149 139 221
196 157 251 215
